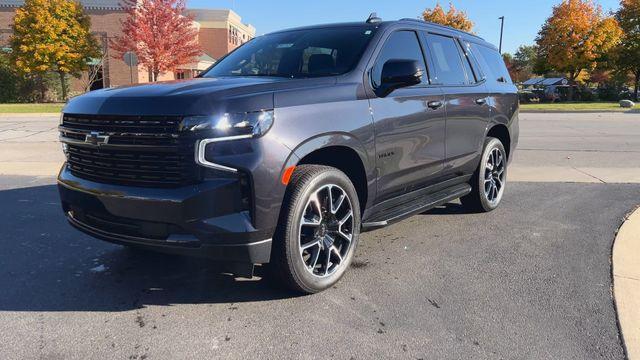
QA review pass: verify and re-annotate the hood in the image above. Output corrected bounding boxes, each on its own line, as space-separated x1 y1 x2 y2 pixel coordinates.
63 76 333 116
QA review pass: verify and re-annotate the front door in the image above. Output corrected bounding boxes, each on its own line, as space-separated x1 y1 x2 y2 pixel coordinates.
369 30 446 203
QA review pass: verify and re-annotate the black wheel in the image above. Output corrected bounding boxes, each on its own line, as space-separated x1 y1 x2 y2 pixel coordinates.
460 137 507 212
271 165 361 294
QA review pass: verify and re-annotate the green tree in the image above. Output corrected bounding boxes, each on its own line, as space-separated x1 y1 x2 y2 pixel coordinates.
514 45 538 77
10 0 100 100
615 0 640 100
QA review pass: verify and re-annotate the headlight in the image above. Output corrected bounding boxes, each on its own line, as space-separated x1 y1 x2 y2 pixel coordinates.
181 110 274 139
191 110 274 173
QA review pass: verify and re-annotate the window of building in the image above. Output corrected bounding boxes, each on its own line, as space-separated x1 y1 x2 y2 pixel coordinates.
229 26 240 45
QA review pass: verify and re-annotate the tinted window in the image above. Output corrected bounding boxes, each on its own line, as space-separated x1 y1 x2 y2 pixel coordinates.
425 33 467 85
372 31 428 88
470 43 512 84
203 27 376 78
457 41 478 84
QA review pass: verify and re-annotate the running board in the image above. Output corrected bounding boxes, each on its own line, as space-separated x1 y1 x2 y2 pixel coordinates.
361 183 471 231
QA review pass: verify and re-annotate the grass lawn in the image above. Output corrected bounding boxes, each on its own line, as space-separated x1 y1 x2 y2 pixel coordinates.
520 102 633 112
0 103 64 114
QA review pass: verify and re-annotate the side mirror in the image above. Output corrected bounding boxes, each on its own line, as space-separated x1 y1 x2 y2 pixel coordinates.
376 59 423 97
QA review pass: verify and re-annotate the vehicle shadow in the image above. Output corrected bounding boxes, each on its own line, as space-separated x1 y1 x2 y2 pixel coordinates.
0 185 298 313
421 202 477 215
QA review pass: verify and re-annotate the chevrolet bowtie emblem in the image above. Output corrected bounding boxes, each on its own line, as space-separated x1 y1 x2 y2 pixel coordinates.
85 131 110 146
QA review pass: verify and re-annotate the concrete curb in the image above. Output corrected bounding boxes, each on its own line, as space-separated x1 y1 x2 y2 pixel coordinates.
613 206 640 359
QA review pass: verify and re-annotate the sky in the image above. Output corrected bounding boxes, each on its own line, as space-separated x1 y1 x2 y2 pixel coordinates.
187 0 621 55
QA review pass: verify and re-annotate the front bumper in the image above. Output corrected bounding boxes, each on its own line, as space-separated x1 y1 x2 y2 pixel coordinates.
58 165 273 263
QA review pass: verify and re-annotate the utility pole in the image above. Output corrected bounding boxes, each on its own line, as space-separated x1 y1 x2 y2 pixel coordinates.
498 16 505 54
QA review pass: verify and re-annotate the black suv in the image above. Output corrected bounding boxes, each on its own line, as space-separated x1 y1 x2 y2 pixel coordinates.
58 17 518 293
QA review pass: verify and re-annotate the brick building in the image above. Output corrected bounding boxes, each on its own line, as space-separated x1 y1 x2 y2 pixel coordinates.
0 0 255 92
186 9 256 60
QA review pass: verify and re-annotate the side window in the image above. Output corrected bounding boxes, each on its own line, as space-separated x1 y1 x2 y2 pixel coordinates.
424 33 468 86
457 41 478 84
470 43 512 84
372 31 428 88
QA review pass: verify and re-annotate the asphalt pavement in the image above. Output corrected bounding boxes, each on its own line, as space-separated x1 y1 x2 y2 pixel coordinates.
0 112 639 359
0 176 638 359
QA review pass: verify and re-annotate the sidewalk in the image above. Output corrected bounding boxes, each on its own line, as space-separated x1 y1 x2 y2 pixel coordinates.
613 208 640 359
0 115 64 177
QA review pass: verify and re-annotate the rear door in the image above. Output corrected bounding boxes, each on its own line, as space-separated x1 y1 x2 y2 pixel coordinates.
422 32 490 177
368 30 446 202
468 42 519 156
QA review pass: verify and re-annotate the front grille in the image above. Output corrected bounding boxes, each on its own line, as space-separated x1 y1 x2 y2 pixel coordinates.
60 114 201 188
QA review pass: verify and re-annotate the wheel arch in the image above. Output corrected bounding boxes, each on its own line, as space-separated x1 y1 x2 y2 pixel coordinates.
486 123 511 160
291 134 374 214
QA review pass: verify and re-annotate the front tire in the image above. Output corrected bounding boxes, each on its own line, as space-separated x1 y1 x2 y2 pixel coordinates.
272 165 361 294
460 137 507 212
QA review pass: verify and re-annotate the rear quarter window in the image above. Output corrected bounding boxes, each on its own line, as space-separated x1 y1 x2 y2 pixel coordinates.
470 43 512 85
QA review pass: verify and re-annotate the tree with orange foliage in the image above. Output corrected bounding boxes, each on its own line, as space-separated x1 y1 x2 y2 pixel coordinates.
536 0 622 86
422 3 474 32
615 0 640 100
110 0 202 82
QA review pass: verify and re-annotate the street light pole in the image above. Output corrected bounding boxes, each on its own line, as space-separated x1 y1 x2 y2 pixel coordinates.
498 16 505 54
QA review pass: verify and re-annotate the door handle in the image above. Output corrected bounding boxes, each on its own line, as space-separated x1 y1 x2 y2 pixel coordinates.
427 101 443 110
475 98 487 105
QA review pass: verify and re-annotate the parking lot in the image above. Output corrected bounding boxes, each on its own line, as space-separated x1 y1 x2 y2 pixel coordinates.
1 112 639 359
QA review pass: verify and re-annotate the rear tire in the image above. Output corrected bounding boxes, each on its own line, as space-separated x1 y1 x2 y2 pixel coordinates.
271 165 361 294
460 137 507 212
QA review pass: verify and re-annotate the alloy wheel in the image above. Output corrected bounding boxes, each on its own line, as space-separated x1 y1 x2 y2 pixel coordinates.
298 184 354 277
483 147 506 205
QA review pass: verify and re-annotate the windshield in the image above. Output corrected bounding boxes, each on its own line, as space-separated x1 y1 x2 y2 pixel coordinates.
202 26 377 79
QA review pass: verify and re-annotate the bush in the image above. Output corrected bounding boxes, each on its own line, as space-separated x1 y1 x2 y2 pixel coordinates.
0 53 65 102
0 53 41 102
0 54 20 102
597 87 624 101
575 88 595 102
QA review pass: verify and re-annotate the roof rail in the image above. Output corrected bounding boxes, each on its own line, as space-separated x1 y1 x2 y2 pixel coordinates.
398 18 484 40
399 18 424 23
